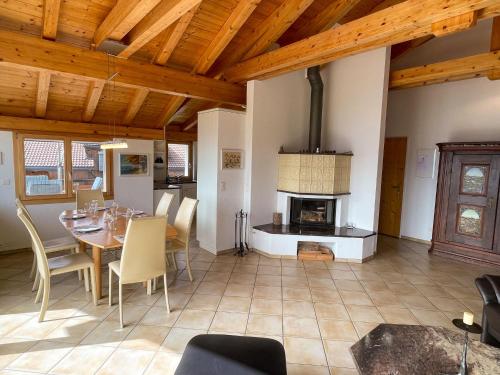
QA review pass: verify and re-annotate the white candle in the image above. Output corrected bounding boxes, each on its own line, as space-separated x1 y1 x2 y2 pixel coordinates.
463 311 474 325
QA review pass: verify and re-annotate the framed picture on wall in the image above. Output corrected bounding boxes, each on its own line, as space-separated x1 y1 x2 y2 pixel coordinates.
221 149 243 169
119 153 149 176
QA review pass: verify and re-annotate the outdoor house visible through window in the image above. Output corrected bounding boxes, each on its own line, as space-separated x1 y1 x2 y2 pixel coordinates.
168 143 191 179
16 134 113 203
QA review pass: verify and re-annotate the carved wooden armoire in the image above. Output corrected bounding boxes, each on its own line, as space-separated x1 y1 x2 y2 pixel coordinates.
431 142 500 267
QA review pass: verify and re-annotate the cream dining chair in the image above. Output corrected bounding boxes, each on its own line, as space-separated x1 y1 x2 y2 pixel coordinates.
155 192 174 218
108 216 170 328
76 189 105 210
16 199 81 292
17 208 97 322
166 197 198 282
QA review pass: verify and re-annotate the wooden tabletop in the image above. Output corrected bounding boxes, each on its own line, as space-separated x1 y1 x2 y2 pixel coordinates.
59 208 177 249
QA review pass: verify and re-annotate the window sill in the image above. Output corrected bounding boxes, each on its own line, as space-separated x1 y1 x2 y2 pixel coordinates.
22 194 114 205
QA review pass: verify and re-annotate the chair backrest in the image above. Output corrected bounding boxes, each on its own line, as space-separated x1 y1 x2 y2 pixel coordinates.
76 189 105 209
120 216 167 284
155 192 174 217
16 208 50 280
15 198 33 223
174 197 198 244
91 177 103 190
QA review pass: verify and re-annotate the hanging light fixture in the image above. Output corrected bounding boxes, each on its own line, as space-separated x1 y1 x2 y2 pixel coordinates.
101 54 128 150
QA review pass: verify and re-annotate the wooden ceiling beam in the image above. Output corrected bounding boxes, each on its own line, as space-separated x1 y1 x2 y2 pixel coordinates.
35 71 51 118
122 88 150 125
82 81 105 122
93 0 162 47
183 118 197 132
0 115 196 142
279 0 363 45
118 0 203 59
157 97 186 128
492 16 500 51
0 30 245 106
389 51 500 89
42 0 62 40
222 0 498 83
431 10 478 37
154 4 199 65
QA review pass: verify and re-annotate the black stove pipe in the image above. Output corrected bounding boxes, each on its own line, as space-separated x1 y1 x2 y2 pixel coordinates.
307 66 323 153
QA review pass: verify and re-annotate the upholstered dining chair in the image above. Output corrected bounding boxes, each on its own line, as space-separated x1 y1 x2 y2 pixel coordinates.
16 198 81 293
166 197 198 282
17 208 97 322
155 192 174 217
108 216 170 328
76 188 105 210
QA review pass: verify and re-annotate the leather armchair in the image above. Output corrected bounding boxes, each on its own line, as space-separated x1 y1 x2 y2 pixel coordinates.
475 274 500 348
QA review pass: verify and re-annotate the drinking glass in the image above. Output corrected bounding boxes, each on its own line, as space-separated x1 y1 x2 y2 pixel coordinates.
90 200 98 219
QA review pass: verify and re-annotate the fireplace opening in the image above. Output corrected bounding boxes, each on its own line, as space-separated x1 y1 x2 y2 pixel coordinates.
290 197 336 227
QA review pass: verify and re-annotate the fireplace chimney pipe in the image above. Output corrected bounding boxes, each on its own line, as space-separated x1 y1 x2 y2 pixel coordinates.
307 66 323 153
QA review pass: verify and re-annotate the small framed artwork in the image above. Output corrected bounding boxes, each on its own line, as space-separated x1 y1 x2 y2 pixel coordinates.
416 148 436 178
221 149 243 169
119 153 149 176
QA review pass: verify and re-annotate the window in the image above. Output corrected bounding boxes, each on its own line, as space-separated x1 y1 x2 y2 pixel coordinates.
16 133 113 203
167 143 191 179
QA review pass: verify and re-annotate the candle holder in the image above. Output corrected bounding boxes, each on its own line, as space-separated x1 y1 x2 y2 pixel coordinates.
452 319 482 375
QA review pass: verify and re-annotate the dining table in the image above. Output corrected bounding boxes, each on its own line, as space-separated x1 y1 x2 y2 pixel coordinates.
59 207 177 300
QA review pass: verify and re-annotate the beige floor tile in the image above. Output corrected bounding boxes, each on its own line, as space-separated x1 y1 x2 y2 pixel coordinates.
123 288 162 306
195 282 227 296
308 278 336 289
7 340 73 373
6 317 63 340
367 291 403 307
414 284 452 298
427 296 467 312
258 266 282 275
284 337 327 366
0 314 32 337
329 367 360 374
210 312 248 333
140 307 181 327
283 317 321 339
346 305 384 323
203 271 231 283
0 338 35 369
353 321 379 338
50 345 115 375
119 325 170 351
259 258 281 267
303 261 328 270
323 340 356 368
217 296 252 313
144 351 182 375
232 264 258 275
283 301 316 318
96 348 155 375
224 283 254 298
174 309 215 330
246 314 283 336
105 303 150 326
251 299 282 315
282 268 307 277
255 275 282 287
359 280 389 293
311 288 342 303
410 308 452 327
253 286 282 300
283 287 312 302
334 280 364 292
339 291 373 306
160 328 206 353
385 282 422 296
185 294 221 311
80 320 134 347
287 364 330 375
45 316 100 344
317 320 358 341
398 295 436 310
228 273 256 285
306 269 333 279
209 262 235 273
78 303 117 321
325 262 351 271
281 259 304 268
190 261 212 271
330 270 357 281
314 303 350 321
378 307 418 324
282 276 309 288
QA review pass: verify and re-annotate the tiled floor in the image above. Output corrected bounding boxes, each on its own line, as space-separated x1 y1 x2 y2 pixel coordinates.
1 236 499 375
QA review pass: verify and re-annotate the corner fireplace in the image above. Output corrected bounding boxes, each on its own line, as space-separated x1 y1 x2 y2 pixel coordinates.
290 197 336 227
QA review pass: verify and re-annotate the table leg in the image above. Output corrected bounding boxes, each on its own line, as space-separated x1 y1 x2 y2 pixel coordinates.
92 246 102 300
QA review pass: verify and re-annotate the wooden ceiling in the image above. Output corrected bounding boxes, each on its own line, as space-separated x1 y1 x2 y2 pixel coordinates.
0 0 499 140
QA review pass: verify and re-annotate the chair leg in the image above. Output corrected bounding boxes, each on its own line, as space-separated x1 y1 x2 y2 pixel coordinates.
32 270 40 292
163 273 170 313
119 283 123 329
185 248 193 282
170 253 178 271
83 268 90 292
147 280 152 296
89 267 97 306
153 277 157 292
38 277 50 322
29 255 36 279
35 277 43 303
108 268 113 306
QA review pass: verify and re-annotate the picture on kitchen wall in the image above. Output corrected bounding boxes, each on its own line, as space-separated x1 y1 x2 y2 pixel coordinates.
222 149 243 169
119 153 149 176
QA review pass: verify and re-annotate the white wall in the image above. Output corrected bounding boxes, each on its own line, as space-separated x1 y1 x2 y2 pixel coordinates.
245 71 310 228
197 109 246 253
0 132 153 251
386 19 500 241
322 47 391 231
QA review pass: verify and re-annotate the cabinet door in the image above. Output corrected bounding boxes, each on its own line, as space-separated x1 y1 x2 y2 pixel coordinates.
445 155 500 250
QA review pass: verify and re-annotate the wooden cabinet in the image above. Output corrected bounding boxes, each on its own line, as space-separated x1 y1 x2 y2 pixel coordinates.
432 142 500 267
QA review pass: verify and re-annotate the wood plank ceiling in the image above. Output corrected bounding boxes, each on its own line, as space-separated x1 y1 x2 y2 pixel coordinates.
0 0 498 139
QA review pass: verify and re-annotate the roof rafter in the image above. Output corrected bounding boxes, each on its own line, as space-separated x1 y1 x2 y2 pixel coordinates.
42 0 62 40
222 0 499 82
122 88 150 125
82 81 105 122
35 71 51 118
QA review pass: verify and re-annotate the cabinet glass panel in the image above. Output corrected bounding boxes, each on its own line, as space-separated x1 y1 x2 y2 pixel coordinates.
461 165 488 195
457 205 483 237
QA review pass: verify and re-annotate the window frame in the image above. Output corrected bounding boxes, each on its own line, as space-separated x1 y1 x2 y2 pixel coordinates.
166 141 193 181
14 132 114 204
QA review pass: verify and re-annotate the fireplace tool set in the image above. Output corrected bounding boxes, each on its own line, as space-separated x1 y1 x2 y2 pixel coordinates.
234 209 250 257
